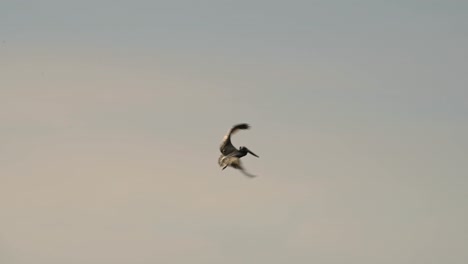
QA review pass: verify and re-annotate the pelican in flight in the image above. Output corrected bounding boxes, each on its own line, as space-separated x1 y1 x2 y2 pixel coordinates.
218 123 259 177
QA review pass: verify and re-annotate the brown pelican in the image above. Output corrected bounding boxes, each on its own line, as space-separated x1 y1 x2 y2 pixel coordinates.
218 123 259 177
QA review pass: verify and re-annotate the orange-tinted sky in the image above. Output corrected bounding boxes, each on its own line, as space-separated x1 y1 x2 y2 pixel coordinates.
1 1 467 263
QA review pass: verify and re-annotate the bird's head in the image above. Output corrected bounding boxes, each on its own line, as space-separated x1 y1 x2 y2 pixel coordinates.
239 146 259 158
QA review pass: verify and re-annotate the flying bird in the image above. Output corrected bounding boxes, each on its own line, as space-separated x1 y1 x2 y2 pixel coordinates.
218 123 259 177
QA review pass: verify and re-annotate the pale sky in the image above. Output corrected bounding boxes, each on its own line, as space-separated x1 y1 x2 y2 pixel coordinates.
1 1 467 263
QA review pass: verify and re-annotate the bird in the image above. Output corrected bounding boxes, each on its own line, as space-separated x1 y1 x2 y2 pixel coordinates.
218 123 259 177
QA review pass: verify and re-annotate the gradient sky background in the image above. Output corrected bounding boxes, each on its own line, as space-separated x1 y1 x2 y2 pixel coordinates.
1 1 467 263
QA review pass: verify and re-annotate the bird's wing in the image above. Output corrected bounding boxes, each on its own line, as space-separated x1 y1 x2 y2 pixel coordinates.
229 123 250 135
219 123 250 155
231 160 256 178
239 168 256 178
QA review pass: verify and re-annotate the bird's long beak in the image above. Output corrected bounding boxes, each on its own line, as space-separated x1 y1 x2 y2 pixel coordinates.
248 149 259 158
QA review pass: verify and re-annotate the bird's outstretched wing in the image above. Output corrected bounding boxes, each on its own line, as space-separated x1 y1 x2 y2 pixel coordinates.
231 160 256 178
239 168 257 178
219 123 250 155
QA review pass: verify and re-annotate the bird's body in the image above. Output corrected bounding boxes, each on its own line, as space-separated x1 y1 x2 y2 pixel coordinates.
218 123 259 177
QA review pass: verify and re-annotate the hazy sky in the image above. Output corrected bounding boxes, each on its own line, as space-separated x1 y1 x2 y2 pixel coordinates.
1 1 467 263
